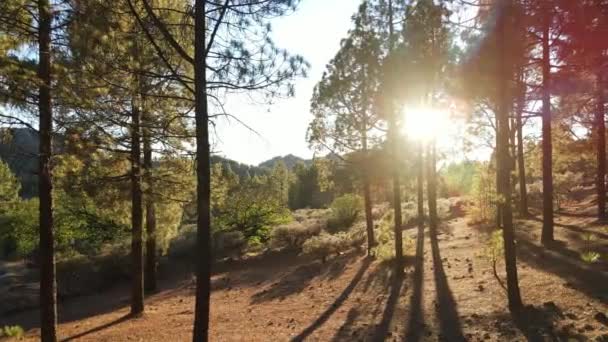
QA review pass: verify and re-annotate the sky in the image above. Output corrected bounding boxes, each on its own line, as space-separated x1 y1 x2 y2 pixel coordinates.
213 0 362 166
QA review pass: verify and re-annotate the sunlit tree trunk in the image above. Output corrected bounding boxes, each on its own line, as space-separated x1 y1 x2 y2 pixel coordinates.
541 7 554 244
417 142 424 226
515 83 528 217
361 123 375 255
38 0 57 340
193 0 212 339
387 0 403 276
143 115 157 293
497 0 523 311
596 71 606 221
427 141 438 235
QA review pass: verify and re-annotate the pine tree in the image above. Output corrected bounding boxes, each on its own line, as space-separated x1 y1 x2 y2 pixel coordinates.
308 1 384 255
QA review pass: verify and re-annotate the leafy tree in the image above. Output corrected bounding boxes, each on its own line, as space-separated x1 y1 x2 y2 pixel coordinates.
308 1 384 255
0 159 19 206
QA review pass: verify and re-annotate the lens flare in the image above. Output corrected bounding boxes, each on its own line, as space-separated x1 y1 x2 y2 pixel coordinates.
402 106 450 141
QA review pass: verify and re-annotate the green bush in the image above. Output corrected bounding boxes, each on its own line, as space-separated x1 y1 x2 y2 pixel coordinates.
213 230 247 258
302 231 351 263
371 211 414 262
270 221 323 251
326 194 362 232
1 325 24 339
580 233 600 263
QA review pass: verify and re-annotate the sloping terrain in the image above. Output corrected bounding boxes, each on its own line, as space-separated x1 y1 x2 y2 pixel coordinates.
2 201 608 341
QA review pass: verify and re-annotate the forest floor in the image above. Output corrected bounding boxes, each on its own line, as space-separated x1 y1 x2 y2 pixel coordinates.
2 199 608 341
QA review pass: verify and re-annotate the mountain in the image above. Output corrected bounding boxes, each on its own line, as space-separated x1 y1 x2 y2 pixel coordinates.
0 128 312 196
258 154 311 170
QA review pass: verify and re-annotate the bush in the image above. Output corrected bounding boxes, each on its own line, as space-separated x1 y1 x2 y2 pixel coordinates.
302 232 351 263
57 244 131 297
270 221 323 251
467 163 497 224
370 212 414 262
167 225 249 260
167 224 197 260
1 325 24 339
326 194 362 232
213 230 246 258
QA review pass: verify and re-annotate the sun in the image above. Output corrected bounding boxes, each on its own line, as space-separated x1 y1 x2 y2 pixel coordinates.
402 106 450 142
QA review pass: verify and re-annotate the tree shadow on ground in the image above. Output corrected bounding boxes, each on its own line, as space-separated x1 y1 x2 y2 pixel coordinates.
371 271 405 341
291 257 372 341
487 302 587 341
429 227 465 341
60 313 133 342
516 238 608 304
250 249 363 304
404 224 426 341
528 215 608 240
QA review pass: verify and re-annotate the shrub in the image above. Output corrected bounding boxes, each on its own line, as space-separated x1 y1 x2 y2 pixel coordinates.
467 163 497 224
554 171 583 212
302 232 350 263
1 325 24 339
580 233 600 264
214 230 247 258
326 194 362 232
270 221 323 251
483 230 505 288
371 214 414 262
167 224 197 260
57 244 131 297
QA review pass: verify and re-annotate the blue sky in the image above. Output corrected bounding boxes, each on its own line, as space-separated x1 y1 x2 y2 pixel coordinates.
213 0 362 166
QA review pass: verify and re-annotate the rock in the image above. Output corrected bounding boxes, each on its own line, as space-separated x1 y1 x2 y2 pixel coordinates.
565 313 578 320
595 312 608 326
543 301 558 311
478 284 485 292
584 324 595 331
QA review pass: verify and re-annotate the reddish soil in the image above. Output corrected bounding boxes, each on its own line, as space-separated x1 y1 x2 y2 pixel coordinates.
1 207 608 341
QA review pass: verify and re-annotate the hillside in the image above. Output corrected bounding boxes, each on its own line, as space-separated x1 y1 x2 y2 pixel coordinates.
2 189 607 341
258 154 311 170
0 128 309 195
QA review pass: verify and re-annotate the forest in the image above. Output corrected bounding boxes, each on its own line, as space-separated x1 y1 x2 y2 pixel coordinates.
0 0 607 341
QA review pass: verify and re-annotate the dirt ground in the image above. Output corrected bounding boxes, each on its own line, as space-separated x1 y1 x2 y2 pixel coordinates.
1 203 608 341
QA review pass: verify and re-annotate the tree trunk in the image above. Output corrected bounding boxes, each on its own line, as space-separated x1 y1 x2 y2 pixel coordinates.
596 72 606 222
143 120 157 293
193 0 212 340
495 119 502 228
497 0 523 312
427 141 438 235
38 0 57 340
541 8 554 244
516 97 528 217
130 98 144 315
417 142 424 226
391 153 404 274
387 0 403 276
361 130 375 255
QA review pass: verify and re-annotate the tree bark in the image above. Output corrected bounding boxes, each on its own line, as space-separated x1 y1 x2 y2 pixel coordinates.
130 98 144 315
497 0 523 311
361 130 375 255
38 0 57 340
417 142 424 226
541 8 554 244
427 141 438 235
193 0 212 340
387 0 403 276
516 96 528 217
596 71 606 221
143 119 157 293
